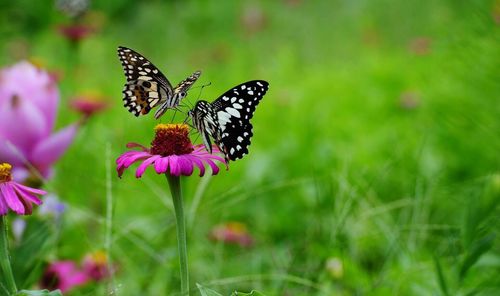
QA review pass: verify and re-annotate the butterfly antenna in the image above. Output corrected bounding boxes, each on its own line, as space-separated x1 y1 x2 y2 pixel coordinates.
196 82 211 101
170 109 177 123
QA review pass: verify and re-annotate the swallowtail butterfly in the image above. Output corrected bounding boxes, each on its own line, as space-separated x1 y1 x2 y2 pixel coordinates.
189 80 269 161
117 46 201 119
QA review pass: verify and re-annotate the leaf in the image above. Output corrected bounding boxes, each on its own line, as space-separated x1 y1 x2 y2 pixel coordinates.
197 283 223 296
459 233 496 280
16 289 63 296
10 217 56 288
231 291 266 296
433 254 449 296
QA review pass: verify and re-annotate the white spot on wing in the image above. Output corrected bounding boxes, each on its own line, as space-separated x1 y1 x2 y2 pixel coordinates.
225 107 240 118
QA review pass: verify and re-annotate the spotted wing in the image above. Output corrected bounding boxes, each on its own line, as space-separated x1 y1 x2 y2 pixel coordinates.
210 80 269 161
117 46 173 116
189 100 221 154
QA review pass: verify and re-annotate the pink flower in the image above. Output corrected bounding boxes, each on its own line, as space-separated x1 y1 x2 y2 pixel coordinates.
70 94 109 119
210 222 254 247
0 163 45 216
57 24 95 43
40 261 89 293
0 61 78 182
82 251 113 281
116 124 227 178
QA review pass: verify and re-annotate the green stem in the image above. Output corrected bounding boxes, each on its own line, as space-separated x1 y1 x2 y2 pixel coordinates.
166 174 189 295
0 216 17 295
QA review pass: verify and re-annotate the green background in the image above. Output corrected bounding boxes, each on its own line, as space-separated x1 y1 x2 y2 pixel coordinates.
1 0 499 295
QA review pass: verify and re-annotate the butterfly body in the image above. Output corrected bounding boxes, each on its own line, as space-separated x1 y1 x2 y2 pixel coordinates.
117 46 201 118
189 80 269 161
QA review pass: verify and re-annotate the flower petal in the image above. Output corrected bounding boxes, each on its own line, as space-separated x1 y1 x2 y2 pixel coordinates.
178 157 194 176
204 158 220 175
135 155 161 178
116 151 151 177
30 124 78 176
14 183 47 196
187 155 206 177
0 98 48 155
126 142 149 151
0 185 8 215
168 155 180 176
0 183 25 214
153 157 169 174
13 183 44 205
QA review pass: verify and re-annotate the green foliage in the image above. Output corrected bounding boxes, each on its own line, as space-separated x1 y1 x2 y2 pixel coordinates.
0 0 499 295
197 283 223 296
10 217 56 289
16 290 62 296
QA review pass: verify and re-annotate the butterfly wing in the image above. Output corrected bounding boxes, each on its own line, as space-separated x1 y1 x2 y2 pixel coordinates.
117 46 173 116
189 100 221 154
154 70 202 119
211 80 269 161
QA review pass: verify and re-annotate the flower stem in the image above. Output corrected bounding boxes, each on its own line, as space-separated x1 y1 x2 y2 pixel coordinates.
0 216 17 295
166 174 189 295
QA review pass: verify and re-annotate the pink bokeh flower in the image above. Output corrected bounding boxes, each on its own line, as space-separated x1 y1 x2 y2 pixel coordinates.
70 94 109 119
0 61 78 182
82 251 113 281
57 24 95 43
210 222 254 247
116 124 227 178
0 163 45 216
40 261 89 293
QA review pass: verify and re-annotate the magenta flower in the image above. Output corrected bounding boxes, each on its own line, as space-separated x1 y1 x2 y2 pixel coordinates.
116 124 227 178
70 94 109 119
57 24 95 43
210 222 254 247
0 163 45 215
82 251 113 281
40 261 89 293
0 61 78 182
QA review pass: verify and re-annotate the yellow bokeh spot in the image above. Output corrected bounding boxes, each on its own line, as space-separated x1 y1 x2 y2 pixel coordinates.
0 163 13 182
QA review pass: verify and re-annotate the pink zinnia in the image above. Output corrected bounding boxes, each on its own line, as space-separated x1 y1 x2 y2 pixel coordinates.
70 95 109 119
82 251 113 281
57 24 95 43
40 261 89 293
210 222 254 247
116 124 227 178
0 61 78 182
0 163 45 215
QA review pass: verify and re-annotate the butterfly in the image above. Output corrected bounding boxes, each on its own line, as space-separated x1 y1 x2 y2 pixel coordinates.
117 46 201 119
188 80 269 162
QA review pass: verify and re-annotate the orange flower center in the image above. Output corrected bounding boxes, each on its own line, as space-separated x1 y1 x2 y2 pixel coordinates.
150 124 194 156
0 163 13 182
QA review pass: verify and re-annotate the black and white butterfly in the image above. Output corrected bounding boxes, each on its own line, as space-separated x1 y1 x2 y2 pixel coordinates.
117 46 201 119
188 80 269 161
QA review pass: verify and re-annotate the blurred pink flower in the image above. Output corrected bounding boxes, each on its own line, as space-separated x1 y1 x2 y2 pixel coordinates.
240 4 267 35
57 24 95 43
117 124 227 178
210 222 254 247
399 91 421 110
82 251 113 281
0 61 78 182
40 261 89 293
0 163 45 216
70 94 109 119
408 37 432 56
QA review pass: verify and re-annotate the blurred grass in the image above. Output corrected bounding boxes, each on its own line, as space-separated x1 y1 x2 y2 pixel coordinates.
1 0 499 295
